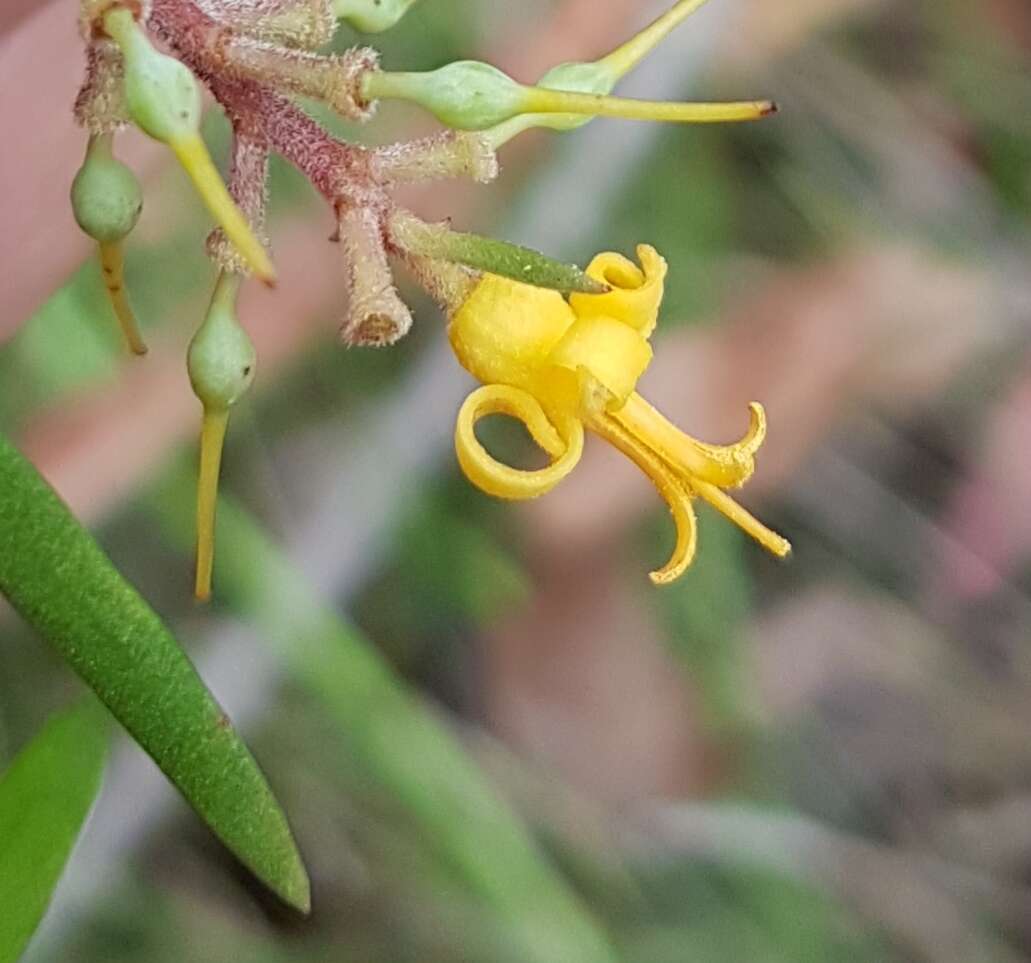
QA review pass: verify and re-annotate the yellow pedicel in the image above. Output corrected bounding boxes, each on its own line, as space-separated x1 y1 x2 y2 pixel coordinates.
448 243 790 583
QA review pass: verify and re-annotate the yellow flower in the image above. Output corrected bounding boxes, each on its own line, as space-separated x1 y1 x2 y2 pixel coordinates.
448 244 791 583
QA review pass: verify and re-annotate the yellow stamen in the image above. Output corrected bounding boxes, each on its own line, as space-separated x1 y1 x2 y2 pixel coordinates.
455 384 584 500
598 0 715 80
170 134 276 286
519 88 776 125
591 412 698 584
615 394 765 490
195 406 229 601
691 476 792 557
98 240 147 355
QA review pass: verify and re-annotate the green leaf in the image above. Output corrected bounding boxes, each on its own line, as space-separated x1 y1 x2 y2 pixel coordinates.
0 701 108 963
0 433 309 913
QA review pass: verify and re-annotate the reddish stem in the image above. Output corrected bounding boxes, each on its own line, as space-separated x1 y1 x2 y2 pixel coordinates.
147 0 379 205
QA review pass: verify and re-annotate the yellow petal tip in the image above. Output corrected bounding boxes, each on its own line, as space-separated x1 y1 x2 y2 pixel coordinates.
649 566 684 587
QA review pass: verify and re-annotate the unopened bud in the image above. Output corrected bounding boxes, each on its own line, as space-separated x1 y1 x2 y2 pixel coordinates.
72 133 147 355
71 134 143 243
334 0 422 33
362 61 525 131
103 8 200 144
102 7 276 283
188 274 257 410
364 57 774 135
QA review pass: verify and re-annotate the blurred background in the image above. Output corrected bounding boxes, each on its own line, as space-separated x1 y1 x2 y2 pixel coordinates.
3 0 1031 959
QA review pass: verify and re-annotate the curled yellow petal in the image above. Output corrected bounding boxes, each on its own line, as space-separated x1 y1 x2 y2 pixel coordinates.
455 384 584 500
170 134 276 285
591 412 698 584
569 244 667 337
549 316 653 411
689 401 766 485
616 394 766 489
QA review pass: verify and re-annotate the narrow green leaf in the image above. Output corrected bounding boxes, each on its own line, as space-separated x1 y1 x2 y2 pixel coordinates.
0 434 309 913
0 701 108 963
148 468 620 963
398 218 607 294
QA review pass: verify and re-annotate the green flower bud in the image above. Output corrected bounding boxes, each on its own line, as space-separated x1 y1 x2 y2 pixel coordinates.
362 61 527 131
334 0 423 33
482 61 619 145
365 56 773 138
188 274 256 410
477 0 775 149
71 135 143 244
533 61 615 132
101 7 276 283
103 8 201 145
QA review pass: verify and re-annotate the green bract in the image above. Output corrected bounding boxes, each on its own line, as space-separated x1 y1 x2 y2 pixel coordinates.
188 275 256 410
71 137 143 244
104 8 201 146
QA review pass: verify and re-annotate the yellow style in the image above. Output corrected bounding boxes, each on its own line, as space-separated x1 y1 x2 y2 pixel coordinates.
448 244 791 583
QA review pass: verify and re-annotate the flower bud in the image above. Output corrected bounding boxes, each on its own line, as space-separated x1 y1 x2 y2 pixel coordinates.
102 7 276 283
334 0 422 33
188 275 257 410
364 57 774 136
362 61 526 131
104 8 201 145
71 133 148 355
531 61 614 132
71 134 143 244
